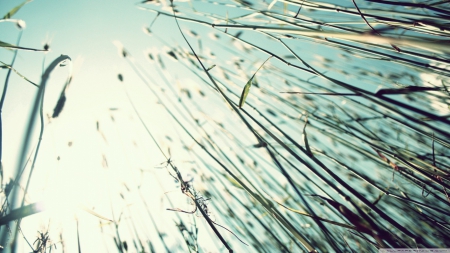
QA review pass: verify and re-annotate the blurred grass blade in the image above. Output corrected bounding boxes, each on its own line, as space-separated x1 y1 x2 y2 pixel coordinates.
281 92 359 96
223 173 244 189
225 11 228 33
294 0 305 18
0 62 38 87
2 0 31 19
351 0 400 52
76 218 82 253
376 86 444 95
268 0 277 10
273 199 357 230
79 205 113 222
51 92 66 118
308 195 374 235
52 76 72 118
303 116 312 156
0 40 47 51
206 64 216 71
0 202 43 226
214 25 450 53
8 54 71 219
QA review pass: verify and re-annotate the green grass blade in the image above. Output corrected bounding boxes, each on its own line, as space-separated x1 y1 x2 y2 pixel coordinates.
239 56 271 108
238 78 252 108
2 0 31 19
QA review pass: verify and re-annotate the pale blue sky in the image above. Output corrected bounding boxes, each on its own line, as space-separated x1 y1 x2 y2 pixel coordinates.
2 1 449 252
1 0 163 173
1 1 188 252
